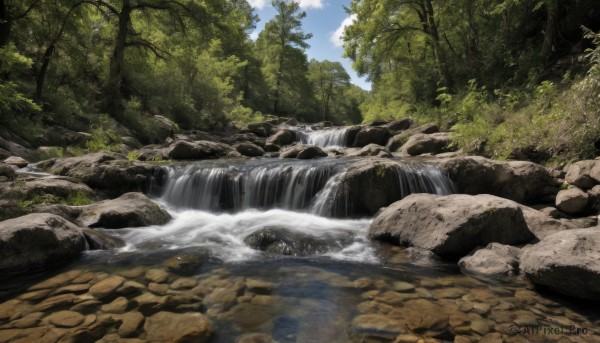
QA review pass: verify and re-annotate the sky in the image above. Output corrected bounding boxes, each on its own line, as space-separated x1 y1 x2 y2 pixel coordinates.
247 0 371 91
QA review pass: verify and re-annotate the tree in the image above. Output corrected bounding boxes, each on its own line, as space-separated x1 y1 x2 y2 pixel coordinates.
257 0 313 116
308 59 350 121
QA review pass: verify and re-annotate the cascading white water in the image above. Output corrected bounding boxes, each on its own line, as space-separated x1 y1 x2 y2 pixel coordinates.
157 159 455 217
296 127 350 147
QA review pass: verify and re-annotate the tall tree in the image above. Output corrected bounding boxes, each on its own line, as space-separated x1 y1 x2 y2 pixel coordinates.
257 0 312 115
308 59 350 121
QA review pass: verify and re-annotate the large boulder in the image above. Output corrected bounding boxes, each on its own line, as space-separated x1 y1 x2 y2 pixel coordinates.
347 144 392 157
0 213 88 272
459 243 522 278
386 123 439 151
0 163 16 182
402 132 453 156
3 156 28 168
267 129 296 146
144 311 214 343
280 144 326 159
77 192 171 229
521 229 600 299
382 118 415 132
2 175 95 201
152 115 177 141
45 152 161 195
353 127 391 147
518 205 569 240
368 194 535 257
234 142 265 157
564 160 600 190
439 156 559 204
167 140 234 160
244 226 354 256
227 132 266 148
555 187 589 215
242 122 274 137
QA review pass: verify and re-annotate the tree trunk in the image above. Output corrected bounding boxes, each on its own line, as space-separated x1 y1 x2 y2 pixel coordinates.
541 0 557 61
424 0 453 89
0 0 10 48
35 43 54 102
273 50 284 116
106 0 131 120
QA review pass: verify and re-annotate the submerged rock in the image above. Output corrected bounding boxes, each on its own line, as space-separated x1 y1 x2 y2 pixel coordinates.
144 311 214 343
459 243 522 278
77 192 171 228
368 194 535 257
521 229 600 300
0 213 88 272
244 226 354 256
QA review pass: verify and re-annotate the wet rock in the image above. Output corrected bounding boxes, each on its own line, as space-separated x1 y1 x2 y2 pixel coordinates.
82 228 126 250
267 129 296 146
144 311 214 343
565 160 600 189
386 124 439 151
163 251 207 275
235 333 273 343
242 122 274 137
555 187 589 215
145 269 169 283
244 226 353 256
204 287 239 310
402 299 448 333
167 140 235 160
352 314 405 336
347 144 392 157
0 213 88 272
78 192 171 228
353 127 391 147
470 320 490 335
439 157 560 205
3 156 28 168
148 282 169 295
402 132 453 156
369 194 534 257
392 282 416 292
118 311 144 337
246 279 274 295
45 310 85 328
133 292 170 312
34 293 78 312
170 277 198 290
0 163 16 181
521 229 600 299
459 243 522 278
279 144 327 159
90 276 125 299
101 297 129 314
46 152 160 195
235 142 265 157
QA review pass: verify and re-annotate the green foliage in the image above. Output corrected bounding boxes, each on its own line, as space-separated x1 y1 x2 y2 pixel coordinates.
66 191 94 206
0 44 41 116
86 115 122 153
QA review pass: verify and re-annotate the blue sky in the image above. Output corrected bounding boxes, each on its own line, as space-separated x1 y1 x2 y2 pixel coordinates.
247 0 371 90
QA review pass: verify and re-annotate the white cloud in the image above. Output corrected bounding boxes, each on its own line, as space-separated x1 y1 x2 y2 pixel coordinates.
297 0 324 9
331 14 356 47
248 0 267 9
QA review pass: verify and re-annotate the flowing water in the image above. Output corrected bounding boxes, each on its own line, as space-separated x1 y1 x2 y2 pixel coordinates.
295 127 351 148
1 158 599 342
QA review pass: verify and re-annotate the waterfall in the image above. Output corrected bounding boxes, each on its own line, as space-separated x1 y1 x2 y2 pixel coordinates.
296 127 350 147
157 159 455 217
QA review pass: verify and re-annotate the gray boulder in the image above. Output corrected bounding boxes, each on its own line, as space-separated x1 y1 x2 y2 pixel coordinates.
167 140 234 160
267 129 296 146
3 156 28 168
386 123 439 151
555 187 589 215
564 160 600 189
0 163 16 182
459 243 522 278
521 229 600 299
402 132 453 156
280 144 327 159
0 213 88 272
439 156 560 204
368 194 535 257
234 142 265 157
242 122 274 137
348 144 392 157
77 192 171 229
353 127 391 147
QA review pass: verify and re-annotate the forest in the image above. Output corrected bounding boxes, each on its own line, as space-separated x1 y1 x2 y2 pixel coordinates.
1 0 600 163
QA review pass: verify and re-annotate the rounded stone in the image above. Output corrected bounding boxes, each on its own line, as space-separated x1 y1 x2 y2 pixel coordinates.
46 310 85 328
89 276 125 299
